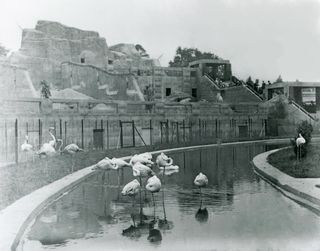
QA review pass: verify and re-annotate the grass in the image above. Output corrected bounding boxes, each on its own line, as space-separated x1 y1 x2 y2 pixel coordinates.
268 143 320 178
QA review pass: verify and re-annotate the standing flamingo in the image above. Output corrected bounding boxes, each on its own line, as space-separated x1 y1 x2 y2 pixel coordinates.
296 133 306 161
122 179 140 226
194 172 208 203
146 175 161 219
60 141 84 172
21 135 34 162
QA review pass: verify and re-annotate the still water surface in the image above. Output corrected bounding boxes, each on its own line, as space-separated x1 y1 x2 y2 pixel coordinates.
20 143 320 251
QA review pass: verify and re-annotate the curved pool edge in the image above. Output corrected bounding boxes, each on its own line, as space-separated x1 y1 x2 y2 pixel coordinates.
252 148 320 214
0 138 292 251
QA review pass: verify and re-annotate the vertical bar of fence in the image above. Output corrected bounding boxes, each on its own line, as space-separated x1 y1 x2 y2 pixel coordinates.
15 119 18 163
59 119 62 140
64 121 67 146
101 120 104 149
26 122 29 135
149 119 153 146
5 121 8 160
39 119 42 148
177 122 179 143
182 120 185 142
81 119 84 149
106 120 109 149
199 119 201 140
132 120 135 147
166 119 169 144
119 120 123 148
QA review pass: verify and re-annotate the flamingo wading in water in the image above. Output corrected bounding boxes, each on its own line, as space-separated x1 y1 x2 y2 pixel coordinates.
146 175 161 218
122 179 141 226
194 172 208 204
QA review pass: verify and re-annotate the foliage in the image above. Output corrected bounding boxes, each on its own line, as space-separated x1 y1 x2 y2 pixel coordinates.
275 75 283 83
40 80 51 98
169 46 220 67
0 43 9 56
296 120 313 144
268 96 288 119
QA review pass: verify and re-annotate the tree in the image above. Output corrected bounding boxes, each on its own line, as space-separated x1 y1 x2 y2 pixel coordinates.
246 76 254 88
268 96 288 119
275 75 283 83
40 80 51 98
0 43 9 57
168 47 220 67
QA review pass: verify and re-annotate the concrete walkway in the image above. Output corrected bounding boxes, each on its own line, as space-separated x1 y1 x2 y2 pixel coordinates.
252 148 320 213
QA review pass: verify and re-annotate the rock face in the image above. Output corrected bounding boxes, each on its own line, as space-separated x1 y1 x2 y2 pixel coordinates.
9 20 109 89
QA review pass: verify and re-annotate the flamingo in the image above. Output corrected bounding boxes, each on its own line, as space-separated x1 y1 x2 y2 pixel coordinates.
146 175 161 218
130 154 154 167
21 135 34 162
296 133 306 161
37 128 58 158
194 172 208 202
93 157 116 170
156 152 173 168
60 141 84 172
111 158 131 189
122 179 140 226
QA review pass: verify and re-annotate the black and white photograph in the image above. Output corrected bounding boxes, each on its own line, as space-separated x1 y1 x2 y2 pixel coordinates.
1 0 320 250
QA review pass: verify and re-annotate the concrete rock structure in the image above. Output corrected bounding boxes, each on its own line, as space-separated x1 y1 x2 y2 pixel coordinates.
2 20 262 103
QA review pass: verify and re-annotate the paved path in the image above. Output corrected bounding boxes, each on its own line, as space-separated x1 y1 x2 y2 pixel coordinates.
252 148 320 213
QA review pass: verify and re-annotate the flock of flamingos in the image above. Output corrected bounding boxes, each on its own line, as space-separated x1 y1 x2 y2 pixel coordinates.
20 127 209 218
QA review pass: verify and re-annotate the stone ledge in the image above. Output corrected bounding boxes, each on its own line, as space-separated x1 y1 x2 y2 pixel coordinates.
252 148 320 214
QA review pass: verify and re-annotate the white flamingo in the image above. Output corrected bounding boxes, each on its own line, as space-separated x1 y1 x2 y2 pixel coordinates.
60 141 84 172
296 133 306 161
194 172 208 202
132 162 154 202
156 152 173 168
94 157 116 170
130 154 154 167
37 128 59 157
122 179 140 226
146 175 161 216
194 172 208 188
21 135 34 162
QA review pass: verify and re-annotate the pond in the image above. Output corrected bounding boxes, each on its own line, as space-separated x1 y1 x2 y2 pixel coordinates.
19 143 320 251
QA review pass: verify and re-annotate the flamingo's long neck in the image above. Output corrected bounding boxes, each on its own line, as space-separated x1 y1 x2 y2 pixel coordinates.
49 131 56 143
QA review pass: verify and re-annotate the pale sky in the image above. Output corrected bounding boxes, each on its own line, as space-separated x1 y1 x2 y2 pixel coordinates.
1 0 320 82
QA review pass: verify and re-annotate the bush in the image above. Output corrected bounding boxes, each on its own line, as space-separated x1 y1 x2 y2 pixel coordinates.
291 120 313 158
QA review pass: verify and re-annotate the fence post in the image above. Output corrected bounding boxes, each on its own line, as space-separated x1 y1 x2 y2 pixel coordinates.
5 121 8 160
101 120 104 149
119 120 123 148
132 120 135 147
183 120 185 142
64 121 67 146
15 119 18 164
149 119 153 146
39 119 42 148
59 119 62 140
81 119 84 149
106 120 109 149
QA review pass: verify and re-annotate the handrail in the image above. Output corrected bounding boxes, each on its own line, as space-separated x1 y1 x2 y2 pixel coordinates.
203 74 221 89
288 98 315 120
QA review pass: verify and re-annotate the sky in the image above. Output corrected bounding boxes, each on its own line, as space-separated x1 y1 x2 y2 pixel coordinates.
1 0 320 82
